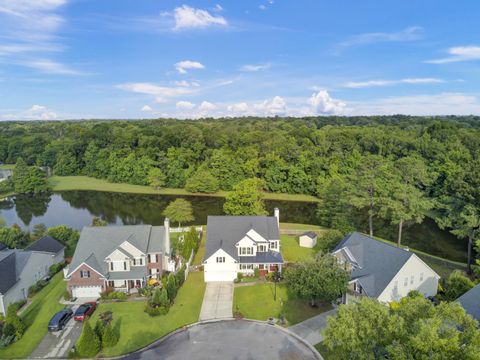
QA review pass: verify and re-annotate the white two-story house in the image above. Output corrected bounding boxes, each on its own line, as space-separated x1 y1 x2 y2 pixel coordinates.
333 232 440 304
203 209 284 282
64 219 175 298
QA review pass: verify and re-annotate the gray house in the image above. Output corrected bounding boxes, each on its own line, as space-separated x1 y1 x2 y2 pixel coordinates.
26 236 65 264
0 244 64 315
457 284 480 322
333 232 440 304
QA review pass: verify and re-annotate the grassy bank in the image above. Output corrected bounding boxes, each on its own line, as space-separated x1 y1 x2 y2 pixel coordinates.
48 176 319 202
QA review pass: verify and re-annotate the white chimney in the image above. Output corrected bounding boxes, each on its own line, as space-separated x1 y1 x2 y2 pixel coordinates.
164 218 170 255
274 208 280 226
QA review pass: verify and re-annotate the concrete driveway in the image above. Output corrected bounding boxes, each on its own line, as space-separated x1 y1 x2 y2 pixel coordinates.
289 308 337 345
30 307 83 359
121 320 321 360
199 282 233 321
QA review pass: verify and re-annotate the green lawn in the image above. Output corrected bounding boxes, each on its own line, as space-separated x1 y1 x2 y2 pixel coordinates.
48 176 319 202
279 223 328 231
0 273 66 359
233 283 331 326
280 235 318 262
90 271 206 357
192 231 206 266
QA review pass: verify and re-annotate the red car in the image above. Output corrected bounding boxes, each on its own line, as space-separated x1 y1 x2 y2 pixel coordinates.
74 302 97 321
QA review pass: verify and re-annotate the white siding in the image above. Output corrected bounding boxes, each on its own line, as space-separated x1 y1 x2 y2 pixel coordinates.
299 235 317 248
119 241 144 258
377 254 439 303
204 249 237 282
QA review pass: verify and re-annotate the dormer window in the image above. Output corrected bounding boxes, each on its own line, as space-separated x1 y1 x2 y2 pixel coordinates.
132 258 143 266
258 244 267 252
269 241 278 250
239 247 253 255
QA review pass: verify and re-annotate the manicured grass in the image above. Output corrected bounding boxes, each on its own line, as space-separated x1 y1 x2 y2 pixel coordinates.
192 230 206 266
90 272 206 357
281 234 318 262
0 273 66 359
48 176 319 202
233 283 331 326
279 223 327 231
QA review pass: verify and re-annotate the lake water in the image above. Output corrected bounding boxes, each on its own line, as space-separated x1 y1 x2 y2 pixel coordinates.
0 190 467 262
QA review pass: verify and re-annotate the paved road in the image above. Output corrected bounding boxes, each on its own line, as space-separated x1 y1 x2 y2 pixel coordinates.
199 282 233 321
122 320 321 360
30 307 82 359
289 308 338 345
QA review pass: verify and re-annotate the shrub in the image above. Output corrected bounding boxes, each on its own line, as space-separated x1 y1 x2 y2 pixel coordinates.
99 311 113 325
76 320 100 357
176 266 186 287
100 291 127 301
102 323 119 348
237 272 244 282
444 270 474 301
94 319 105 341
5 304 25 339
166 274 177 302
143 304 169 317
49 262 65 276
254 268 260 278
318 230 344 252
28 280 48 297
150 287 162 306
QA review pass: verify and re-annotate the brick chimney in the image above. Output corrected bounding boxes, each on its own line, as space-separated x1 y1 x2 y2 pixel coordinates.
164 218 170 255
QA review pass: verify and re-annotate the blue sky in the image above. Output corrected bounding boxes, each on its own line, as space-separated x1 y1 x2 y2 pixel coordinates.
1 0 480 120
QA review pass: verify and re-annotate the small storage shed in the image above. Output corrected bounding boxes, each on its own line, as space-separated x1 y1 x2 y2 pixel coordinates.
299 231 317 248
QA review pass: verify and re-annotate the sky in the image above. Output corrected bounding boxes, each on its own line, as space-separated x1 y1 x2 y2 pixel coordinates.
1 0 480 120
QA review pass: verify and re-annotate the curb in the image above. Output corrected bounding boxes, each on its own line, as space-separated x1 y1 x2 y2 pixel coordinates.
102 318 322 360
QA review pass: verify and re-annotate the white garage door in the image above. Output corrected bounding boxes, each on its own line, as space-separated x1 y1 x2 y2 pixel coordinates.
204 271 236 282
72 286 102 298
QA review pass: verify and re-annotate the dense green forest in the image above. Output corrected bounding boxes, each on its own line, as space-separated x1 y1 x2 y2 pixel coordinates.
1 116 479 270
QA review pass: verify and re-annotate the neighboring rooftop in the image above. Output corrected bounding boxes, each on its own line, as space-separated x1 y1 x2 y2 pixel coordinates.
26 235 65 254
333 232 415 298
457 284 480 321
0 250 32 294
0 242 7 251
204 216 280 261
66 225 166 278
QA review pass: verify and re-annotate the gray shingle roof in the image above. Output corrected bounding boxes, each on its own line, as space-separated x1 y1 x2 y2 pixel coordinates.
0 242 7 251
333 232 414 298
204 216 280 261
239 251 283 264
0 250 32 294
302 231 317 239
26 235 64 254
66 225 166 278
457 284 480 321
108 267 148 280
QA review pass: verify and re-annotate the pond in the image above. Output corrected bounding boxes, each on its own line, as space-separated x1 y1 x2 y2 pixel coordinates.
0 190 467 262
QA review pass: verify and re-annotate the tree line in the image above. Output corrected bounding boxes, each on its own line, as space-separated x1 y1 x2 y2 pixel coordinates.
0 116 479 270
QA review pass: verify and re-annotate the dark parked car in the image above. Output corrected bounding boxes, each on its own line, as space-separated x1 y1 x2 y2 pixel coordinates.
48 308 73 332
74 302 97 321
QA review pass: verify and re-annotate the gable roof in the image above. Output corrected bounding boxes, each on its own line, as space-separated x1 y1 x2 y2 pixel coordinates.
333 232 415 298
26 236 64 255
457 284 480 321
0 250 32 294
204 216 279 261
66 225 166 278
301 231 317 239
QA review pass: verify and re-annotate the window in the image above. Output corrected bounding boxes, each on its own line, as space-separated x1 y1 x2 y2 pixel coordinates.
258 245 267 252
80 270 90 278
410 275 414 285
240 264 254 270
216 257 225 263
123 261 127 270
420 272 424 282
239 247 253 255
133 258 143 266
156 254 159 262
404 277 408 287
147 254 151 263
110 262 114 271
269 241 277 250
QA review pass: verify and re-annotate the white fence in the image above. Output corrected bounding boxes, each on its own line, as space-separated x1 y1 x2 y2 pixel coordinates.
169 226 203 233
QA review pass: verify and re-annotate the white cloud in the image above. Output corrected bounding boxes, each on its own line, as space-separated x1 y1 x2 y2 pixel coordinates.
141 105 153 112
213 4 223 12
255 96 287 115
337 26 423 50
21 59 83 75
176 101 195 109
308 90 346 115
343 78 444 88
173 5 227 31
347 92 480 115
118 82 193 103
199 101 216 112
227 102 250 113
1 104 59 121
175 60 205 74
426 46 480 64
174 80 200 87
240 63 271 72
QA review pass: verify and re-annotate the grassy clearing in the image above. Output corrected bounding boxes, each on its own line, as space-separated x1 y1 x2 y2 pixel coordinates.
233 283 331 326
0 273 66 359
47 176 319 202
90 272 205 357
281 234 319 262
192 230 206 266
279 223 327 231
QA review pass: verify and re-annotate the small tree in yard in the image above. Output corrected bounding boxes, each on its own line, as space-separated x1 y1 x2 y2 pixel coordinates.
76 320 100 357
166 274 177 302
162 199 194 228
443 270 474 301
284 254 349 306
102 323 119 348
